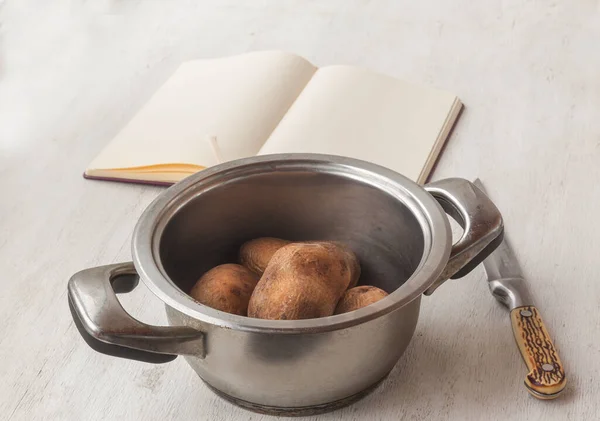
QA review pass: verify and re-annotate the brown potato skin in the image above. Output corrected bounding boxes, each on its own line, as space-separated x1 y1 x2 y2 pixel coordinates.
248 241 361 320
334 285 389 314
239 237 291 275
189 264 259 316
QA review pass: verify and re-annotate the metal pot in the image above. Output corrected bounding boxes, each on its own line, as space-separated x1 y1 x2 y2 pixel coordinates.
68 154 503 416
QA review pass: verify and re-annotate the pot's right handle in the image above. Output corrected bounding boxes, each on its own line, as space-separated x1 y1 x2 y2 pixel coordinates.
424 178 504 295
68 262 204 364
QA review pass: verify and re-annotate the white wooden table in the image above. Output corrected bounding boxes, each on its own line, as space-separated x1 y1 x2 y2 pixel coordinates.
1 1 598 420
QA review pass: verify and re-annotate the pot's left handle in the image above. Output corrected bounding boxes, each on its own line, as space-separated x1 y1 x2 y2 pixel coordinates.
68 262 204 364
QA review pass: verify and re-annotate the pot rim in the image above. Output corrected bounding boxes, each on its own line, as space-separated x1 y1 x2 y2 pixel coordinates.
132 153 452 334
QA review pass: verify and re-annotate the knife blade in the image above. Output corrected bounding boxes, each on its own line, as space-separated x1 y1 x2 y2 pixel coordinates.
474 178 566 400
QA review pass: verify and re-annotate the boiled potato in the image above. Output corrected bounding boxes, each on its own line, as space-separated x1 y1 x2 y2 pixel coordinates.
190 264 259 316
248 242 361 320
334 285 389 314
239 237 291 275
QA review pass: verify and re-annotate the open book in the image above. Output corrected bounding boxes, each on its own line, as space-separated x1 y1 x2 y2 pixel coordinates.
85 51 462 185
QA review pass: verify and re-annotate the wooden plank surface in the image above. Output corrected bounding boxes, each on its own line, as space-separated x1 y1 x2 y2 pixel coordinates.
1 1 598 420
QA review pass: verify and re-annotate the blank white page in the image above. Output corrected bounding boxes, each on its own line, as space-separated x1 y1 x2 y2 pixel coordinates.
87 51 316 171
259 65 460 183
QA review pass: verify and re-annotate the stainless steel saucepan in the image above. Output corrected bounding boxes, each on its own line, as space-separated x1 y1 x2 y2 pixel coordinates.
68 154 503 416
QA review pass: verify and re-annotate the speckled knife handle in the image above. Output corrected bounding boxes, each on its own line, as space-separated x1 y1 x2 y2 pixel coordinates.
510 305 566 399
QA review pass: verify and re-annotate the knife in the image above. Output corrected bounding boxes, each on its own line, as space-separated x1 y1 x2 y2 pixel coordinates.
474 179 566 400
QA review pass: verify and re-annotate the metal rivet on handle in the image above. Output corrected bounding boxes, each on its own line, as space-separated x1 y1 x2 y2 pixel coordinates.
542 363 555 372
520 309 533 317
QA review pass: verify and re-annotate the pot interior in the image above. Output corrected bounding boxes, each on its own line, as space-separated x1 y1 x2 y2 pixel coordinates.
158 169 426 296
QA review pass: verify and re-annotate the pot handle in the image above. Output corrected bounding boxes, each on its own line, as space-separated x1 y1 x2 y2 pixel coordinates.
424 178 504 295
68 262 204 364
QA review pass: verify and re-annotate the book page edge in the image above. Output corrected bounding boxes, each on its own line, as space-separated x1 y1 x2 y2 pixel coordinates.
84 168 195 184
417 97 463 185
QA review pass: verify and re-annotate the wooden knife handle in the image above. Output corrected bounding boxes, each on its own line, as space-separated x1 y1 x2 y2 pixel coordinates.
510 305 566 399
